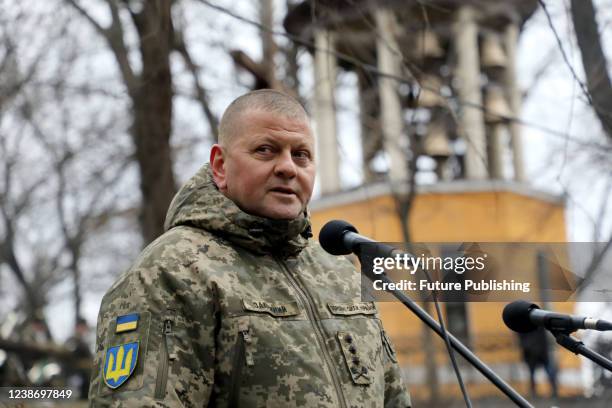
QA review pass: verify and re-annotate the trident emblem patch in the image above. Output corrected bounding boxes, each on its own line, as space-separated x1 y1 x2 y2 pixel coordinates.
103 341 139 389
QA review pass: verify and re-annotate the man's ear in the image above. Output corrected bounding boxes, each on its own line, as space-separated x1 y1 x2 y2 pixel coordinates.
210 144 227 191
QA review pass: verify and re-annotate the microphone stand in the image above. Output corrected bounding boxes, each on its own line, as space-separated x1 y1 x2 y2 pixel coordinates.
551 330 612 372
372 272 534 408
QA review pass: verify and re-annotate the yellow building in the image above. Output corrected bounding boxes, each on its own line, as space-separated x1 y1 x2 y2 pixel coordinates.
310 180 580 400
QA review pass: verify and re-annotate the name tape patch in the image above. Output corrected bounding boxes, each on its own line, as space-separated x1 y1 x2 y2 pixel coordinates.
242 300 300 317
328 302 377 316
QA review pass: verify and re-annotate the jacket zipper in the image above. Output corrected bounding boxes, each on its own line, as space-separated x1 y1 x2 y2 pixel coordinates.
228 327 249 407
275 257 348 408
155 319 172 399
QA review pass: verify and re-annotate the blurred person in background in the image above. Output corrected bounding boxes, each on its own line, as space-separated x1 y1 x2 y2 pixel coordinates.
64 316 93 399
518 327 558 399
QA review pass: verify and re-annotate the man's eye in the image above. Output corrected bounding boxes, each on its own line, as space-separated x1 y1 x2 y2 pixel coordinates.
293 150 311 160
255 146 273 153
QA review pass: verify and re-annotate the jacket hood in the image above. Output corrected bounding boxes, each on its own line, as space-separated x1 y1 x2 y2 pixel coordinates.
164 164 312 257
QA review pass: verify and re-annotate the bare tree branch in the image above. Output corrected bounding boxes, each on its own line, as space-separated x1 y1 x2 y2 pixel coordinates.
230 49 272 88
65 0 137 93
173 20 219 141
522 47 557 101
0 140 45 320
104 0 139 91
570 0 612 138
65 0 177 244
594 179 612 242
0 34 44 110
64 0 107 36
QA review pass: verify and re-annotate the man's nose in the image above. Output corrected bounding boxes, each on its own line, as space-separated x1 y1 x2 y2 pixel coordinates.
274 149 297 178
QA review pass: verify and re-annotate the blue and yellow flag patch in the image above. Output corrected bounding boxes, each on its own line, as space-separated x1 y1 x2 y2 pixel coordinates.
115 313 139 333
104 341 139 389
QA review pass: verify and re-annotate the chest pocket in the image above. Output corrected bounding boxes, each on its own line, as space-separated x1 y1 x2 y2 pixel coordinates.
235 299 304 367
327 302 383 386
229 298 307 371
227 299 309 406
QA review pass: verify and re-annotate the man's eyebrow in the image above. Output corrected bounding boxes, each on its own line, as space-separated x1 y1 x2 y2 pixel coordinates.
294 142 313 149
249 135 278 145
251 134 313 147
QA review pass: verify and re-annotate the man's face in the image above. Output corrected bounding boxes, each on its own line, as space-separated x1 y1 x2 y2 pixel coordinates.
211 109 316 220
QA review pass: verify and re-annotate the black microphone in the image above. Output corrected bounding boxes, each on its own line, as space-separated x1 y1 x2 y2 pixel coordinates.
503 300 612 333
319 220 398 258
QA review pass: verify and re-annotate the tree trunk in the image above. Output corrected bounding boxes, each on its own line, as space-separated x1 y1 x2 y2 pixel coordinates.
131 1 176 244
260 0 278 88
66 0 178 245
570 0 612 139
70 242 82 324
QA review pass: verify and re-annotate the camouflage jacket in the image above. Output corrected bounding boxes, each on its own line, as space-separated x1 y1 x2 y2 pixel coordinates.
89 164 411 407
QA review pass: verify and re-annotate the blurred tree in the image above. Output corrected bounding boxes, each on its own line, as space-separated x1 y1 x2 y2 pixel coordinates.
29 126 132 324
0 7 61 332
65 0 175 245
568 0 612 284
229 0 282 91
65 0 219 244
570 0 612 140
0 135 51 329
0 3 138 329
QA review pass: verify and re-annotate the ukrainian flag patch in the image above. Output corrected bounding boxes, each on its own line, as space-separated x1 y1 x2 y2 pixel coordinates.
115 313 139 333
103 341 139 389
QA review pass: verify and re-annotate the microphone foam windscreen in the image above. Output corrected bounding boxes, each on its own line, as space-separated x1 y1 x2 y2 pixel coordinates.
502 300 539 333
319 220 357 255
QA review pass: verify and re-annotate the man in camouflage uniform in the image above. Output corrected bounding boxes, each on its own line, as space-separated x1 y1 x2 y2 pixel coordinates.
89 89 411 407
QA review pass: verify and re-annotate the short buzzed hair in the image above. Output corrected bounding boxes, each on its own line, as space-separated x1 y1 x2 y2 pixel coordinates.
218 89 309 147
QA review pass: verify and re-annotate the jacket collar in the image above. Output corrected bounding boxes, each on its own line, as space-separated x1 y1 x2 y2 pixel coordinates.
164 164 312 257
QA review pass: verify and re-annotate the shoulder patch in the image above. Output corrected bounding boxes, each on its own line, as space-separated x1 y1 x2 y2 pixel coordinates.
104 341 139 389
115 313 139 333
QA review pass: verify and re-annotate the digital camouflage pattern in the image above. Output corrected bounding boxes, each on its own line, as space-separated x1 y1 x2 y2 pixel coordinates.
89 164 411 407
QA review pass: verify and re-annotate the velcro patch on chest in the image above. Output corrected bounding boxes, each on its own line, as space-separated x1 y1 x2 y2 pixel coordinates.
115 313 139 333
327 302 377 316
242 300 300 317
